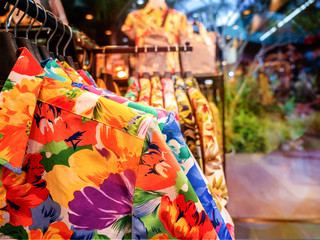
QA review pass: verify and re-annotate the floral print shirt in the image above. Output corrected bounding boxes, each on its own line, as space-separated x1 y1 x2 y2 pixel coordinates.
161 77 179 123
41 64 234 239
187 79 228 205
125 75 140 102
150 76 164 108
121 6 187 72
0 48 220 239
138 77 151 106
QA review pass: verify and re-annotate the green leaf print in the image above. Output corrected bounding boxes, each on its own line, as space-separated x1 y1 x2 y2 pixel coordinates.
0 223 28 240
2 79 15 91
40 145 93 172
92 230 110 240
133 188 163 206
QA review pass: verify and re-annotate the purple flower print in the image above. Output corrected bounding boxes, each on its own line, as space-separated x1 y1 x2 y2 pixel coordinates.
68 169 136 230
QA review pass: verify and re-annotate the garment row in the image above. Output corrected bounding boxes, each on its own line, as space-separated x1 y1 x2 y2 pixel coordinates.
0 48 234 239
124 73 228 205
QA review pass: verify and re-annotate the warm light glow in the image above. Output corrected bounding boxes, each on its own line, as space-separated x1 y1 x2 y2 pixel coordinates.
226 35 232 40
243 10 251 15
233 25 239 30
105 30 112 35
222 61 227 66
117 71 127 78
85 14 94 20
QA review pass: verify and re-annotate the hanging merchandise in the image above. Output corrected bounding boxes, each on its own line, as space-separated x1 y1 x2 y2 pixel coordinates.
0 1 234 239
161 76 180 123
186 77 228 205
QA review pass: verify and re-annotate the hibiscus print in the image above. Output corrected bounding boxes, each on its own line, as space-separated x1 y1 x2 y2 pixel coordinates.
159 194 218 240
68 169 136 230
1 153 49 227
28 221 73 239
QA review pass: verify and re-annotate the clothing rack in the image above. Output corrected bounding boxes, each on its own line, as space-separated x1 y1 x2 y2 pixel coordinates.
4 0 68 38
92 45 193 54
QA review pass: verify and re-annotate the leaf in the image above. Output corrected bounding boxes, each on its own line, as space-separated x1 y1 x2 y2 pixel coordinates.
0 223 28 240
0 133 3 140
2 79 15 91
133 188 163 206
111 215 132 233
92 230 110 240
40 145 93 172
40 140 68 155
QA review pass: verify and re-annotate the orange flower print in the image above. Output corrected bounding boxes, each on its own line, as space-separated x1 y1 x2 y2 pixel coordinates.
1 153 49 227
151 233 169 239
28 221 73 239
159 194 217 240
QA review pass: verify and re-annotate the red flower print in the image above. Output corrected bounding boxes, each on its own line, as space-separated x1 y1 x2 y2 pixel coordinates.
159 194 217 240
28 221 73 239
1 153 49 227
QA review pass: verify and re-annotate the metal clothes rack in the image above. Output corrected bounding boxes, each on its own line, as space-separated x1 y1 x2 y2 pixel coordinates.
3 0 69 38
92 45 193 54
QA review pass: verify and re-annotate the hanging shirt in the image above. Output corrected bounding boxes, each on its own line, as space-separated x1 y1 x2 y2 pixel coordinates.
174 76 202 169
161 77 179 123
62 82 234 240
138 77 151 106
187 80 228 206
150 76 164 108
0 48 219 239
124 75 140 102
42 60 234 239
60 61 88 85
76 69 97 86
121 5 187 72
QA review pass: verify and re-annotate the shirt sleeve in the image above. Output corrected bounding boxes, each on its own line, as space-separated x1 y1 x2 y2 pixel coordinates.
121 11 136 40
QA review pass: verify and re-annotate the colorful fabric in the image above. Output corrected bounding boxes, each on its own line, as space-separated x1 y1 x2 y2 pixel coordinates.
60 61 88 85
210 102 224 156
161 77 179 123
174 76 202 169
188 86 228 205
150 76 164 108
77 69 97 87
67 83 234 239
0 48 220 239
138 78 151 106
121 5 187 72
124 75 140 102
44 57 233 239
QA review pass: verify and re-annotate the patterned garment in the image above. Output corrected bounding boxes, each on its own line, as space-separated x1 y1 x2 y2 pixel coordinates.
60 61 88 85
121 5 187 72
210 102 224 157
150 76 164 108
0 48 219 239
138 77 151 106
64 83 234 239
188 86 228 205
43 57 233 239
124 75 140 102
161 77 179 123
77 69 97 87
174 76 203 170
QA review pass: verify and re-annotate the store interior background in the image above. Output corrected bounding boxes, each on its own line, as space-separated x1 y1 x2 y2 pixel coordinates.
61 0 320 239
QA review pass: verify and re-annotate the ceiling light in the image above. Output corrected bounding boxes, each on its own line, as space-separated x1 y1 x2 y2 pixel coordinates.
233 25 239 30
117 71 127 78
222 61 227 66
85 14 94 20
137 0 144 5
105 30 112 35
243 10 251 15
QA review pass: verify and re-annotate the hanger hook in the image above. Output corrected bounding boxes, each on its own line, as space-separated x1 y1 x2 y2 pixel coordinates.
144 45 147 53
46 11 58 52
63 25 73 56
5 0 19 32
135 45 138 54
155 45 158 53
34 3 46 44
167 45 170 52
26 0 39 40
55 19 65 56
14 0 29 37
